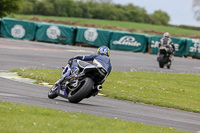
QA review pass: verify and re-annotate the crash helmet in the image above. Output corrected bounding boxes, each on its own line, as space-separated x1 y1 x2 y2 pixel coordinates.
163 32 170 38
97 46 110 57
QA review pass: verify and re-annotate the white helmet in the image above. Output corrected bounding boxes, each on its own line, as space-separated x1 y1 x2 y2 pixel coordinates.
163 32 170 38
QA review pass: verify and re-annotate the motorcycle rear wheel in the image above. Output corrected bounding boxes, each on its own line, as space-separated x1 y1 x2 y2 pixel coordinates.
159 62 164 68
158 54 164 68
68 77 94 103
48 84 58 99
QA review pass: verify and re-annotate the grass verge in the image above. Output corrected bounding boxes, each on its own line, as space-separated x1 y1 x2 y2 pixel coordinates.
10 14 200 37
0 101 187 133
10 69 200 113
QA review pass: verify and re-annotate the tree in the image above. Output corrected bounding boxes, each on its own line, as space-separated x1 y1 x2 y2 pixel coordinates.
17 0 171 25
83 0 112 3
19 0 36 14
144 14 157 24
193 0 200 21
123 3 147 23
35 0 55 16
71 1 84 17
0 0 21 18
152 10 170 25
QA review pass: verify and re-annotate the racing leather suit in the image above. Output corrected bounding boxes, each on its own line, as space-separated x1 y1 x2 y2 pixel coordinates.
159 37 175 53
69 54 112 84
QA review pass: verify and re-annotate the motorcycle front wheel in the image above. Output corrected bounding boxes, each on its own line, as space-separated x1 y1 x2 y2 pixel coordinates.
68 77 94 103
48 84 58 99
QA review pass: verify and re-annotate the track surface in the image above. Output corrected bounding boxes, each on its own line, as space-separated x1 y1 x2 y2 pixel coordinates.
0 38 200 132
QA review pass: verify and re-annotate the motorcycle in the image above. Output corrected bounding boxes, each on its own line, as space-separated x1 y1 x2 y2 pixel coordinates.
48 59 108 103
157 45 172 69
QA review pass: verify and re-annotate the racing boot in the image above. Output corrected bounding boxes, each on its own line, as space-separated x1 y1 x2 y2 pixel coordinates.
169 54 174 61
71 67 79 76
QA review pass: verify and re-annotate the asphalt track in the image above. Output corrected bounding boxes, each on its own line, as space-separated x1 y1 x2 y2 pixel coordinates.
0 38 200 132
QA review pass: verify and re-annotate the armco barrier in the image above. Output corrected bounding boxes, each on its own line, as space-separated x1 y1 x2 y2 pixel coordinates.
148 36 186 57
109 31 148 53
185 38 200 58
1 17 36 40
35 23 76 45
75 27 111 47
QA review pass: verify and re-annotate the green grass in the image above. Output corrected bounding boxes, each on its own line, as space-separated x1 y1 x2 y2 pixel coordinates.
103 71 200 113
0 101 187 133
10 69 200 113
10 14 200 37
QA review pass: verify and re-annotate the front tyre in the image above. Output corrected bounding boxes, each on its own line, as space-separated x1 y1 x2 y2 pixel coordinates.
68 77 94 103
48 84 58 99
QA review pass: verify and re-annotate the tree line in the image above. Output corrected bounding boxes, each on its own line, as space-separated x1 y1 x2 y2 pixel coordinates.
1 0 170 25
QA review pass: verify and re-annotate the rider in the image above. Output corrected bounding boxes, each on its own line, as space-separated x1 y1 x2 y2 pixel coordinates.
68 46 112 85
158 32 175 61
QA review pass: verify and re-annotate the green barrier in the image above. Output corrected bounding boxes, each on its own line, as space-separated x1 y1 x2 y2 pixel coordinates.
75 27 111 47
172 37 186 57
109 31 148 53
35 23 75 45
1 17 36 40
0 19 1 36
148 36 186 57
148 36 161 54
185 39 200 57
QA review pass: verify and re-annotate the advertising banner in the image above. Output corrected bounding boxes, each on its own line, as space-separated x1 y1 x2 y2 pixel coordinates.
0 19 1 36
1 17 36 40
35 23 76 45
185 39 200 57
109 31 148 53
75 27 111 47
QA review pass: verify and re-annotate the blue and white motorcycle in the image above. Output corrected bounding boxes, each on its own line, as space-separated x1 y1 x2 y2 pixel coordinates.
48 60 107 103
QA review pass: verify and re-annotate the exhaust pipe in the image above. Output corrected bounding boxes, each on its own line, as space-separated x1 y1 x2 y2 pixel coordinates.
97 85 102 91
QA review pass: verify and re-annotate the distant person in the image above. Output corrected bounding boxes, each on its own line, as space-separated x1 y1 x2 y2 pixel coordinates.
158 32 175 61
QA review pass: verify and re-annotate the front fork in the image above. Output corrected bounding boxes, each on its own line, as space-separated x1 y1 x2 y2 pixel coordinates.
55 80 68 98
55 64 71 84
55 64 72 98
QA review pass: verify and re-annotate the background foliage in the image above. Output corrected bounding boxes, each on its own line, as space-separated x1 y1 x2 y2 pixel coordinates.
17 0 170 25
2 0 200 28
0 0 21 18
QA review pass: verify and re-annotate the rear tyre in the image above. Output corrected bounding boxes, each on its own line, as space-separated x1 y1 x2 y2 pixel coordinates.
159 62 164 68
48 84 58 99
68 77 94 103
158 54 164 68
